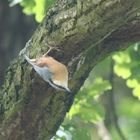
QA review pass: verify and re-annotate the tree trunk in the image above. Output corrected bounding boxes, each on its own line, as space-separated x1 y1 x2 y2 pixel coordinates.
0 0 140 139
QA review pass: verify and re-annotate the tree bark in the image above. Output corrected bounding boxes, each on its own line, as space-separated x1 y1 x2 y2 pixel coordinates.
0 0 140 139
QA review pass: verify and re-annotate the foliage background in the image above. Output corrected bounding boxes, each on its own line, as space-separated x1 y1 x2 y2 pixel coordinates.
1 0 140 139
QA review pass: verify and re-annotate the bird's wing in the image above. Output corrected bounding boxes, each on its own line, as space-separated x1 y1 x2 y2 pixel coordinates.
52 80 71 93
24 55 52 81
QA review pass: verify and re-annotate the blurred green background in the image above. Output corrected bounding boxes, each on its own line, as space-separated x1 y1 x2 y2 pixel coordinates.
1 0 140 139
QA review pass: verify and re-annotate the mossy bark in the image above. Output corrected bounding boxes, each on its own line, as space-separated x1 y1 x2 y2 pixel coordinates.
0 0 140 139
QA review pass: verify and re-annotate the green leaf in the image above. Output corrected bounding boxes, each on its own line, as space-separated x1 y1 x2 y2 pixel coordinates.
112 43 140 100
114 64 131 79
133 85 140 100
20 0 35 14
126 79 138 88
11 0 56 22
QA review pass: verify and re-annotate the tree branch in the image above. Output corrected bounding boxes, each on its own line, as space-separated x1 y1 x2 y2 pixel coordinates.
0 0 140 139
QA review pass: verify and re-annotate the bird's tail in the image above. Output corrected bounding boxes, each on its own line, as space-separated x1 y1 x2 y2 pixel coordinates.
24 54 36 66
65 87 72 94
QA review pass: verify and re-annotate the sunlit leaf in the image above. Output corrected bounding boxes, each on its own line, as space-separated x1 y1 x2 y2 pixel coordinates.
114 65 131 79
126 79 138 88
20 0 35 14
112 43 140 100
112 52 131 64
10 0 56 22
133 85 140 100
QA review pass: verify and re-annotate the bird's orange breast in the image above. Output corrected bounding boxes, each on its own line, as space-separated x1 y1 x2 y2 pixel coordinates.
35 56 68 82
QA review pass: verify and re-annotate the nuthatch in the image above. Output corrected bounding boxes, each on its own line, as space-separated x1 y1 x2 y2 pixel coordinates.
24 46 71 93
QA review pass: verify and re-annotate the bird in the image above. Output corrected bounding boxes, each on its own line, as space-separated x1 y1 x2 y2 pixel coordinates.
24 46 71 94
